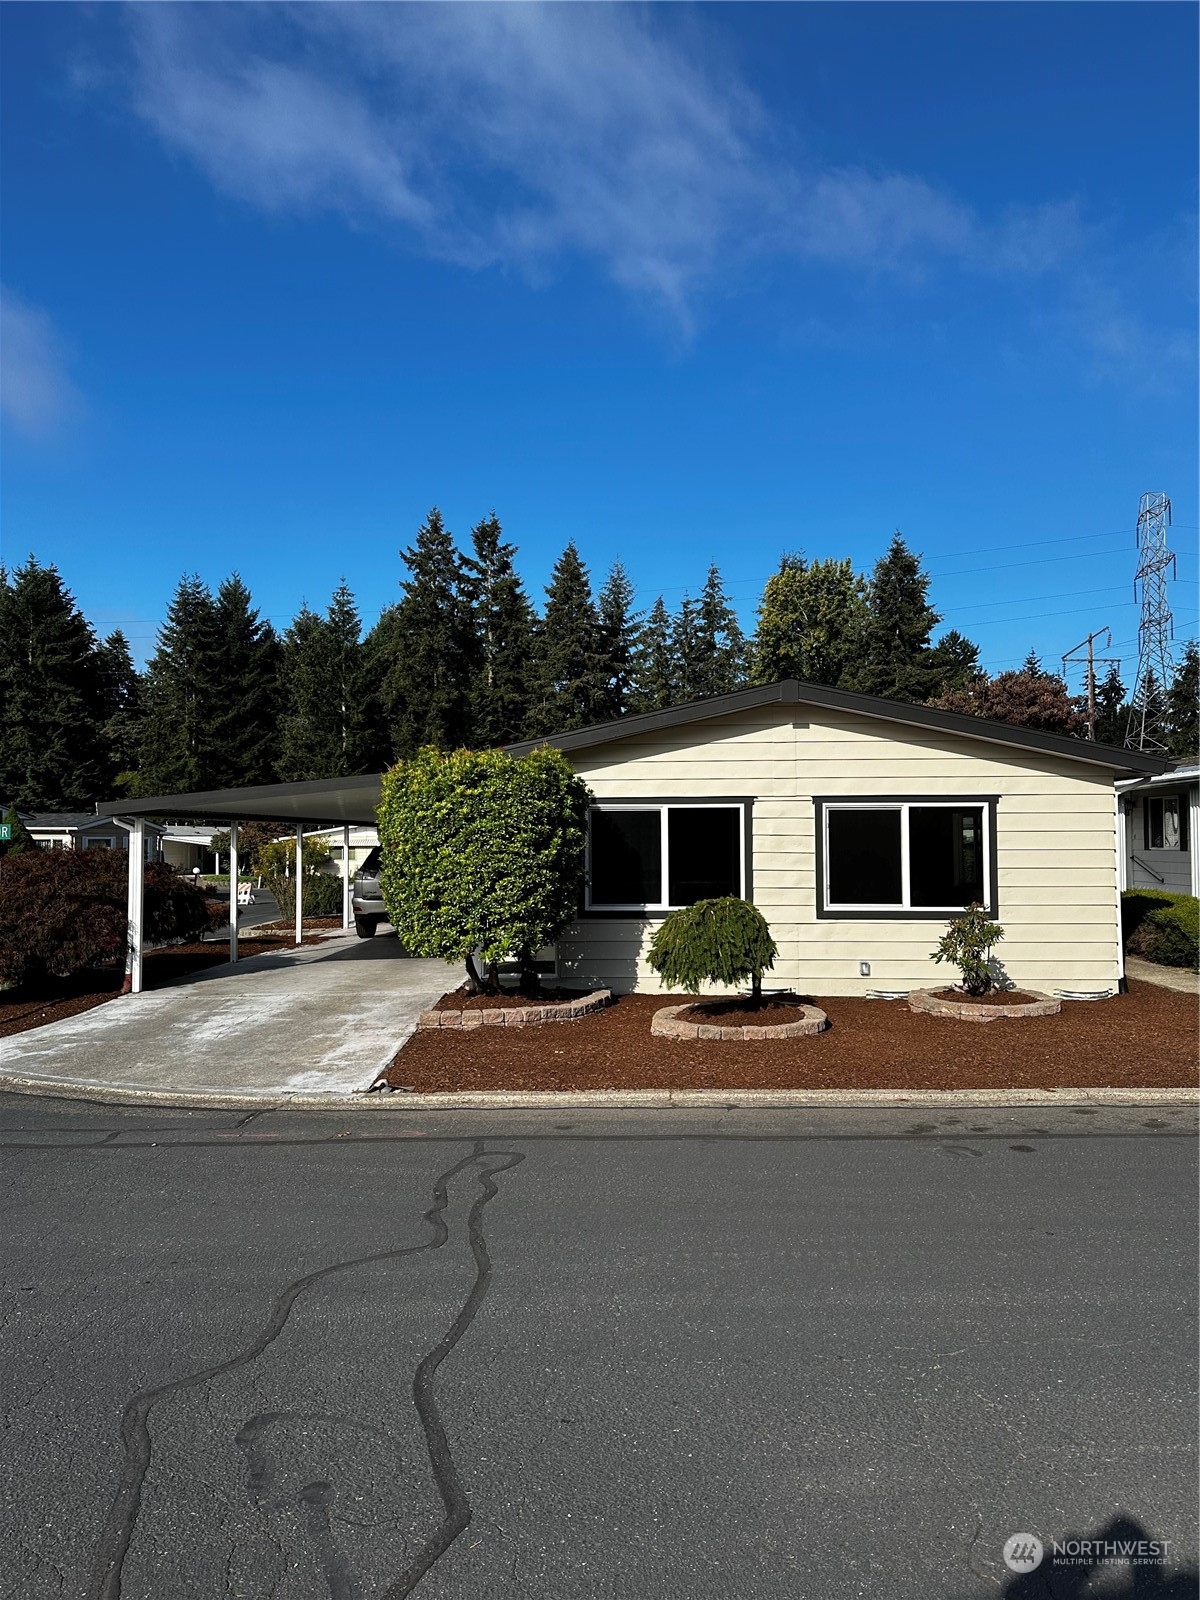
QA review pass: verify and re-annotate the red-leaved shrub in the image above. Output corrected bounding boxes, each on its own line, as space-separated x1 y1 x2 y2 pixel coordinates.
0 848 217 991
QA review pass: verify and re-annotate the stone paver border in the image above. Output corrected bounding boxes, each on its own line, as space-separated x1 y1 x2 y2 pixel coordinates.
652 1001 828 1041
418 989 612 1030
908 988 1061 1022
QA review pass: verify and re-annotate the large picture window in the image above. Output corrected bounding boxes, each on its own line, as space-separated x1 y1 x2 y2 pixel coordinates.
818 799 995 918
587 803 747 911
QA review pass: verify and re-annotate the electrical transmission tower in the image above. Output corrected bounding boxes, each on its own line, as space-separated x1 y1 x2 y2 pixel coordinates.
1126 491 1176 751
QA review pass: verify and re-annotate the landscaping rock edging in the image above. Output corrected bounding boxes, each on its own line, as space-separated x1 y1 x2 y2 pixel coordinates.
418 989 612 1029
652 1002 828 1041
908 988 1061 1022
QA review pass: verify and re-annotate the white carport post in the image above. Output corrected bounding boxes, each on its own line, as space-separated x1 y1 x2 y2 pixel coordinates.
294 824 304 946
124 817 146 994
1191 786 1200 899
342 824 352 930
228 821 239 965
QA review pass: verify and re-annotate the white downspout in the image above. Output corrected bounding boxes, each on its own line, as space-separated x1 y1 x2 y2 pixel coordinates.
124 817 145 995
229 821 239 966
1191 783 1200 899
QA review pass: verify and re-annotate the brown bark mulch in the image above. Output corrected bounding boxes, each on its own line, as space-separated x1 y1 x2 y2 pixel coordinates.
929 987 1041 1006
0 933 325 1040
383 980 1199 1092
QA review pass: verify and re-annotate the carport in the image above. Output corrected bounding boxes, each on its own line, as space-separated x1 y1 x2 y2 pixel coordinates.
96 774 385 992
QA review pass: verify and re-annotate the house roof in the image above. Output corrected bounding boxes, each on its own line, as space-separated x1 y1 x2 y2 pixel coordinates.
505 679 1169 774
92 680 1165 826
16 811 165 833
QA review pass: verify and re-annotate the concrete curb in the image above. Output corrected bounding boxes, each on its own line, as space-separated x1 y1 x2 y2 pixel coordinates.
0 1072 1195 1113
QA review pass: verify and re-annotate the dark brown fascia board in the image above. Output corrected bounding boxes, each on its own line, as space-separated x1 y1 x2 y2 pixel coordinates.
505 678 1168 775
95 772 385 825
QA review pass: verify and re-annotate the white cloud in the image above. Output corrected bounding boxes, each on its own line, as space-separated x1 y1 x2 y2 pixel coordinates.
0 288 82 439
117 4 1084 322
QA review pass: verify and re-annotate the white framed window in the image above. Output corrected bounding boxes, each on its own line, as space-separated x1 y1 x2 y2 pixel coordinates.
586 802 749 912
817 798 996 918
1144 794 1188 852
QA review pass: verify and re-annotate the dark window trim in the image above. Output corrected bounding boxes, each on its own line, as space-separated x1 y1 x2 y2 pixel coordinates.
813 795 1000 921
1143 792 1189 852
583 797 755 917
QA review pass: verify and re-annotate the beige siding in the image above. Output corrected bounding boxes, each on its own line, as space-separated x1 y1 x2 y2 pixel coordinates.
555 704 1123 996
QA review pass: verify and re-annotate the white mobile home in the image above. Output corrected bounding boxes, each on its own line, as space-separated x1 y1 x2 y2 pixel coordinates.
509 680 1166 997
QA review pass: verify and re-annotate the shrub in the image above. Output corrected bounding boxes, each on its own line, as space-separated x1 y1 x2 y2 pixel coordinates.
0 806 35 857
1120 889 1178 944
378 746 592 992
258 835 336 920
931 904 1005 996
647 897 778 1002
1124 891 1199 970
0 848 214 991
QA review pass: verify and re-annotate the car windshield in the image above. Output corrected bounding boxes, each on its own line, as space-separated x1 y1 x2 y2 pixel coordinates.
358 846 381 876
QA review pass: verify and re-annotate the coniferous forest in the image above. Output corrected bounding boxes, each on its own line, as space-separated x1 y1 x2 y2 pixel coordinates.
1 510 1196 810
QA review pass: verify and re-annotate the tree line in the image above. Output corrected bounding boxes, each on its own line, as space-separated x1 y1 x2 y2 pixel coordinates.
1 509 1196 811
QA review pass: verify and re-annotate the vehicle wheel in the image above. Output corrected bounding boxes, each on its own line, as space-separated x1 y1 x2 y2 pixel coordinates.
354 915 378 939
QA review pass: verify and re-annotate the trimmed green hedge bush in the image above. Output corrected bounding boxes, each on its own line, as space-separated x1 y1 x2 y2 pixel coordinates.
378 746 591 992
647 897 778 1001
268 871 344 920
1122 889 1198 970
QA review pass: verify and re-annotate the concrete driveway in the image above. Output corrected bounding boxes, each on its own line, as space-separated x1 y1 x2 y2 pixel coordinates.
0 935 456 1101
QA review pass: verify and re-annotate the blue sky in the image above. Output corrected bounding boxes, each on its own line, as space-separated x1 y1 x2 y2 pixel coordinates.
2 2 1196 690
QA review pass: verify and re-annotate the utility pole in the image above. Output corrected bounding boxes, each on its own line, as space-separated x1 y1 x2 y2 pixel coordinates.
1062 627 1118 740
1126 492 1177 751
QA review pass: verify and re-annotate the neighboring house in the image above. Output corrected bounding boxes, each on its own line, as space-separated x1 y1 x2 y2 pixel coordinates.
14 811 165 860
507 679 1165 997
1117 763 1199 897
306 825 379 878
161 824 221 874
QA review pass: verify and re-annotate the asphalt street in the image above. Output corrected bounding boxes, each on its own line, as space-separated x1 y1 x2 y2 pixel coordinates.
2 1094 1197 1600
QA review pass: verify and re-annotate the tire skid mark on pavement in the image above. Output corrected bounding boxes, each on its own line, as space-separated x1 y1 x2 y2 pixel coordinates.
87 1141 524 1600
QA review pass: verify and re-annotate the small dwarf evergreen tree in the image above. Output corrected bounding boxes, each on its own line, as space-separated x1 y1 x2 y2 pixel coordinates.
647 896 778 1004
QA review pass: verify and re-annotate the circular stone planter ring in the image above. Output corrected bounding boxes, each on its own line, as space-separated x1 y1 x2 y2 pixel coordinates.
652 1003 828 1041
419 990 612 1030
907 988 1061 1022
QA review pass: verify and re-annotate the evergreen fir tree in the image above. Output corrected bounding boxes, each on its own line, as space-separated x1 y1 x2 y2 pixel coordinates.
465 513 536 745
692 564 746 698
860 534 943 702
96 630 143 793
927 629 980 696
324 582 370 772
596 561 640 720
361 603 404 768
631 596 676 712
0 804 35 856
1166 642 1199 759
277 603 329 781
669 595 704 702
1093 662 1128 747
0 558 110 808
383 508 477 755
530 542 607 734
138 575 222 794
751 554 869 688
208 575 280 787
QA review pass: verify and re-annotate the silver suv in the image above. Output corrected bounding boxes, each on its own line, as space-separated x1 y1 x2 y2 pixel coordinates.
351 846 387 938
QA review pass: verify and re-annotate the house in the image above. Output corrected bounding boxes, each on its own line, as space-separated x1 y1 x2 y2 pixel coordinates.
1117 762 1199 897
507 679 1166 997
14 811 165 860
95 681 1165 997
